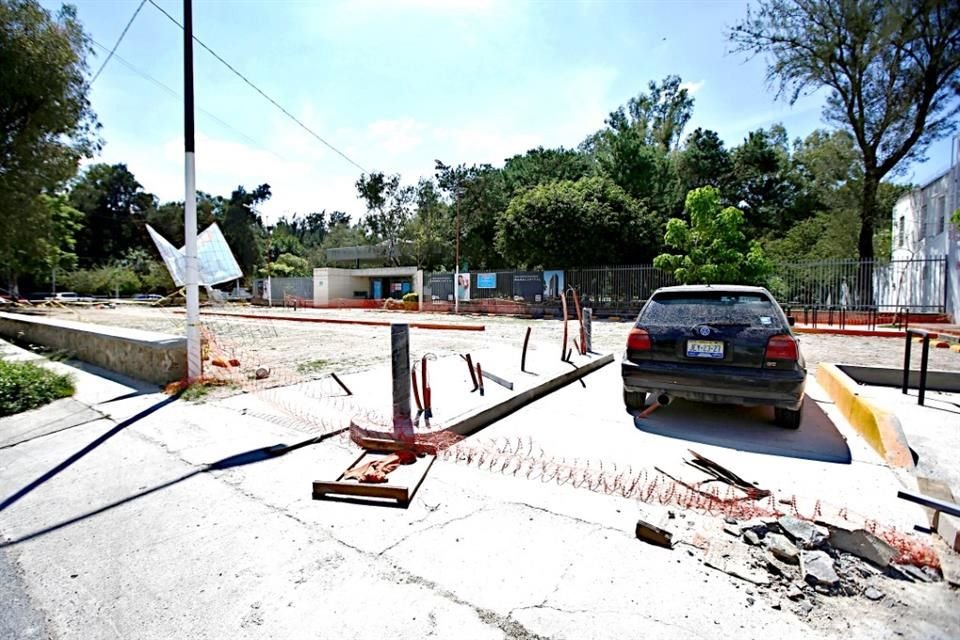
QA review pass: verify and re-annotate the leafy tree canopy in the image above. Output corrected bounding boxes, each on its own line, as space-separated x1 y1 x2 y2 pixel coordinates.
654 186 773 285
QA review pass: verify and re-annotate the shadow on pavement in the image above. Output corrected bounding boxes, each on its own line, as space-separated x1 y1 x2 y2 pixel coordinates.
632 398 851 464
0 429 346 548
0 395 180 514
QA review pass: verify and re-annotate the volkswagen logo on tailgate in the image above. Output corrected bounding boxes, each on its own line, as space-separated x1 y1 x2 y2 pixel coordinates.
696 325 712 337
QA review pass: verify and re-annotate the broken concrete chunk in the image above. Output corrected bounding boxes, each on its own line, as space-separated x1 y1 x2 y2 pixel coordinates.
802 550 840 588
764 533 800 564
739 518 768 536
899 564 936 583
635 519 674 549
779 516 828 549
827 526 897 568
786 584 804 600
765 553 795 577
744 530 762 546
864 586 884 601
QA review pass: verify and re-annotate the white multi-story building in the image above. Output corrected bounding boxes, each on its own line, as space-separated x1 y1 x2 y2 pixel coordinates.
891 137 960 322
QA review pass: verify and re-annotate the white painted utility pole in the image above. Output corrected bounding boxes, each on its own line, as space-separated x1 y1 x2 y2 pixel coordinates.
453 193 460 314
183 0 201 380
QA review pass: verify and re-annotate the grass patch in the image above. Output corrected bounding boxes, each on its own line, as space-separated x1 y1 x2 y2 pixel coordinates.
296 359 329 374
180 383 210 401
0 360 75 417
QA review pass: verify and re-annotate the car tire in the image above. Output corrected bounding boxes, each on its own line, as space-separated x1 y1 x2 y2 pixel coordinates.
623 387 648 410
774 405 802 429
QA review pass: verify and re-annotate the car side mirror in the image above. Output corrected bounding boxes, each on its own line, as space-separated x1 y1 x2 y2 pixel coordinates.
787 316 796 327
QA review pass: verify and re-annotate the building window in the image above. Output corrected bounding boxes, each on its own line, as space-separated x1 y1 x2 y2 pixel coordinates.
898 216 905 247
935 195 946 235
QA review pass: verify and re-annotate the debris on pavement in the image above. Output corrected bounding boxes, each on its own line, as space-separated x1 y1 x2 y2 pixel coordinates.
801 550 840 588
635 518 675 549
764 533 801 564
779 516 828 549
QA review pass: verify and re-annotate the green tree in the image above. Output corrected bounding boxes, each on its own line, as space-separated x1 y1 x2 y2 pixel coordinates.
581 77 690 219
730 0 960 268
0 0 99 292
261 252 310 277
435 161 509 269
678 128 732 193
36 194 83 290
496 176 656 268
654 186 772 285
220 184 270 279
356 171 415 266
501 146 594 195
69 163 157 264
408 178 451 269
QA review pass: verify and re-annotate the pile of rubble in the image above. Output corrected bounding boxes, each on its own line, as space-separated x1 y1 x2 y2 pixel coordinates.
708 514 941 611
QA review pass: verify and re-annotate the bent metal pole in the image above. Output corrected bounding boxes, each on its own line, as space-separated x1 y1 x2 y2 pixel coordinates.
183 0 201 380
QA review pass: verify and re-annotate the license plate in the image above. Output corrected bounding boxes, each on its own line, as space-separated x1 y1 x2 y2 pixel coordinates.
686 340 724 359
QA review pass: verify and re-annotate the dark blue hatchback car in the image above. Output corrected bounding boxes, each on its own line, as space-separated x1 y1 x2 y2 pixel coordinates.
621 284 807 428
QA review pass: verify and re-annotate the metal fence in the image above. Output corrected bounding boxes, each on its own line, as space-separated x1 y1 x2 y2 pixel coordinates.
424 257 947 317
770 257 946 312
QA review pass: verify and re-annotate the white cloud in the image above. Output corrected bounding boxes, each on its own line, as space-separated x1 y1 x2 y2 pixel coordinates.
680 80 705 96
366 118 427 156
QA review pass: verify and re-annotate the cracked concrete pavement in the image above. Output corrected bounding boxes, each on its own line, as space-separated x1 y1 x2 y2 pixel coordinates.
2 320 960 639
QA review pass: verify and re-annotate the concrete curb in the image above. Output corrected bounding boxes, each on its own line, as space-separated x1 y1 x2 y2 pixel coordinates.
815 363 914 468
448 353 615 437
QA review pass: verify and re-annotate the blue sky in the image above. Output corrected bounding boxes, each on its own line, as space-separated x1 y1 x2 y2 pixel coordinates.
47 0 957 222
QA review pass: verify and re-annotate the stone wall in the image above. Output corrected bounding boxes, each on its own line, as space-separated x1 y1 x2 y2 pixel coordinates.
0 312 186 385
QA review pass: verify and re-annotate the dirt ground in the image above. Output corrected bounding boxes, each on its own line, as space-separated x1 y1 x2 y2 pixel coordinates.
43 305 960 381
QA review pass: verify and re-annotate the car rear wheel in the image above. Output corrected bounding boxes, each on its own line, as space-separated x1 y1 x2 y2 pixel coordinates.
774 406 802 429
623 387 648 410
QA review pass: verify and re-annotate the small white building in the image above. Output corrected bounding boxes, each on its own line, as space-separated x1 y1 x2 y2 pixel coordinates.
891 141 960 322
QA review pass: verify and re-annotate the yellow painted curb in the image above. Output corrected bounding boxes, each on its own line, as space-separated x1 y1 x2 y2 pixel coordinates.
951 344 960 353
816 363 914 468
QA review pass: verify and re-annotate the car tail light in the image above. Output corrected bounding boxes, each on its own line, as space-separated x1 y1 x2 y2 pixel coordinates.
627 328 651 351
765 334 798 361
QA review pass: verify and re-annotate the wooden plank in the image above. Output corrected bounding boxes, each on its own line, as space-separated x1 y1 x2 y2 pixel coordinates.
312 450 436 506
312 481 410 502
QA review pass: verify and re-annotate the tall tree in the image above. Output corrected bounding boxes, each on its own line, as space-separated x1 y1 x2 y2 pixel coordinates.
581 76 691 217
501 146 594 195
435 161 509 269
730 0 960 272
496 176 657 268
0 0 98 292
355 171 415 266
220 184 270 279
69 163 157 265
678 128 732 193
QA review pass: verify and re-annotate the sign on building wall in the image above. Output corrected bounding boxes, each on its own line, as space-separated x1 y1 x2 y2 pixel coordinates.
477 273 497 289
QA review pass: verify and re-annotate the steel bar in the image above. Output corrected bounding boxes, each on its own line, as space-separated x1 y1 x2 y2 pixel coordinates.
897 489 960 518
521 326 531 372
330 372 352 396
480 368 514 391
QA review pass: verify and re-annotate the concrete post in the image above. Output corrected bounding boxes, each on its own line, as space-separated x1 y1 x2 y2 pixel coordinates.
584 308 593 352
391 324 413 437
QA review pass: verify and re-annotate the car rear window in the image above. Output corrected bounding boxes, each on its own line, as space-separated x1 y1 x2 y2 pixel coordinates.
640 291 784 328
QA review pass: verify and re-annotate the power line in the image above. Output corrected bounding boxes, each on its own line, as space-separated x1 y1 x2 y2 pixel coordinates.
89 38 288 163
147 0 369 174
90 0 148 85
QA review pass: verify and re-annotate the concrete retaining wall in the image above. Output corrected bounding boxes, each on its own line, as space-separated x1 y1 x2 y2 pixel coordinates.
0 312 186 385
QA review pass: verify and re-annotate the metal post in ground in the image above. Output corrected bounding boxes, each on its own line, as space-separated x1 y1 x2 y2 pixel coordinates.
902 330 913 395
583 308 593 352
391 324 413 438
182 0 201 381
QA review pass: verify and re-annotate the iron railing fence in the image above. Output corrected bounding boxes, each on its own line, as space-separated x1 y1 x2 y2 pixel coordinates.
424 257 947 319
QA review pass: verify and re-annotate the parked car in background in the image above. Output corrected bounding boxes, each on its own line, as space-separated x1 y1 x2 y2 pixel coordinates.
134 293 164 301
621 284 806 428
